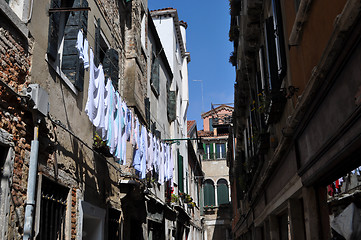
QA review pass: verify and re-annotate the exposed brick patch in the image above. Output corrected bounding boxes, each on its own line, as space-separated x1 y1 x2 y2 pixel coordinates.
0 11 32 240
71 188 77 240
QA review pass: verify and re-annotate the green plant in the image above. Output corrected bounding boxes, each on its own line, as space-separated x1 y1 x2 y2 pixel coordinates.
93 132 107 148
184 194 193 203
189 202 196 208
229 51 237 66
171 194 179 203
229 25 239 42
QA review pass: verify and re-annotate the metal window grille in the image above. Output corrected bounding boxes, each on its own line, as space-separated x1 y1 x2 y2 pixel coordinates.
36 177 69 240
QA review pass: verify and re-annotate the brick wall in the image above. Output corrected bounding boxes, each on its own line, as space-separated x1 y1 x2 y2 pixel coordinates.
0 13 32 239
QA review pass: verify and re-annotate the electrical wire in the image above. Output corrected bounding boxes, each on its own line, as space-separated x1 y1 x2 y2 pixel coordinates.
47 114 140 179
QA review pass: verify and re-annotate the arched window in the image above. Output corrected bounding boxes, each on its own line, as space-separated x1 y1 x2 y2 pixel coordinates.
217 179 229 205
203 179 215 206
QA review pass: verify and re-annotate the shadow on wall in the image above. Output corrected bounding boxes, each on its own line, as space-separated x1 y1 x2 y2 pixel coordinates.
211 204 232 240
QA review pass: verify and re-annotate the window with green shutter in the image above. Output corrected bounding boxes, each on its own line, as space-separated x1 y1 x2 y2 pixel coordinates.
217 179 229 205
103 48 119 90
167 90 176 122
150 54 160 96
47 0 88 91
203 179 215 206
178 151 184 193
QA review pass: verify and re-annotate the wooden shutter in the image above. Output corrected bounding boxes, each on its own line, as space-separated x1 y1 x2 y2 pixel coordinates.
151 57 160 95
47 0 61 61
167 90 176 122
144 97 150 126
203 181 215 206
210 143 214 159
103 48 119 90
95 18 101 67
264 17 279 93
217 181 229 205
61 0 88 91
178 152 184 193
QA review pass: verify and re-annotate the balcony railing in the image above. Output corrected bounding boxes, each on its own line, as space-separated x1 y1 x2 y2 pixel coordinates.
203 152 227 160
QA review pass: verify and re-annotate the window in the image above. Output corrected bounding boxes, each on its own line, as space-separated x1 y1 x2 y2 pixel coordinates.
178 151 184 193
203 143 214 160
81 201 106 239
217 179 229 205
6 0 29 21
0 145 7 177
0 129 13 240
264 0 287 94
141 12 146 50
47 0 89 92
37 177 69 240
216 143 226 159
272 0 287 80
209 118 214 131
203 179 215 206
144 97 150 126
167 82 176 122
95 19 119 90
150 53 160 96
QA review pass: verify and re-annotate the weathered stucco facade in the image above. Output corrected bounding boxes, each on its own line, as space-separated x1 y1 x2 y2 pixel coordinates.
0 1 201 239
198 105 233 240
229 0 361 239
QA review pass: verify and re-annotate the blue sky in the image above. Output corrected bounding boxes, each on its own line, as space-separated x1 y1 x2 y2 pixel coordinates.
149 0 235 130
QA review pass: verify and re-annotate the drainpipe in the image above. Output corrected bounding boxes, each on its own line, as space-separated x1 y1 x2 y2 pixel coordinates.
23 115 40 240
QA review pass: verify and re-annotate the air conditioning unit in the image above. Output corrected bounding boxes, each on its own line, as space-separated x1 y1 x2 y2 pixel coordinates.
24 84 49 116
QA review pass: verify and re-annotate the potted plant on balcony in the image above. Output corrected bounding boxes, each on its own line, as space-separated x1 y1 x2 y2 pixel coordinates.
187 201 196 208
184 194 193 203
93 132 112 157
171 194 179 204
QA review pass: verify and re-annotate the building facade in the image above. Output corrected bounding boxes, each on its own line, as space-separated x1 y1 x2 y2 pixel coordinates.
229 0 361 239
198 105 233 240
0 1 201 239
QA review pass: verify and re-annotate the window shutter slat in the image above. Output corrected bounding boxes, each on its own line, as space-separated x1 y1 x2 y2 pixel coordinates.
167 91 176 122
204 181 215 206
151 57 160 95
95 18 101 67
60 0 88 91
103 48 119 90
47 0 61 61
217 182 229 205
178 152 184 193
144 97 150 126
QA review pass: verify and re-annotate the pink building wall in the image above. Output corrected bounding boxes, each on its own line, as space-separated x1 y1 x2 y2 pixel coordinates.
203 108 233 131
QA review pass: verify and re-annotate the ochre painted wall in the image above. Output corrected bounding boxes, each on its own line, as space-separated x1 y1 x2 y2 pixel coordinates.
284 0 347 94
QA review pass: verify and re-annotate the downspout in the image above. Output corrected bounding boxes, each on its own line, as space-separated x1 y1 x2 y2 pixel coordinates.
23 115 40 240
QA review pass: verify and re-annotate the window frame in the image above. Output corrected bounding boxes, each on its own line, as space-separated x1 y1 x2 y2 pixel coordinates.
217 179 229 205
203 179 215 207
0 129 14 240
46 0 89 94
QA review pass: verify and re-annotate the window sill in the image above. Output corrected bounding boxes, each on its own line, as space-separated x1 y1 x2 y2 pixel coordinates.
45 55 78 95
0 1 29 38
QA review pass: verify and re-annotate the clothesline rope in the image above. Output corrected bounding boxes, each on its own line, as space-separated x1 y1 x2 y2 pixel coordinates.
79 30 175 182
83 28 174 140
